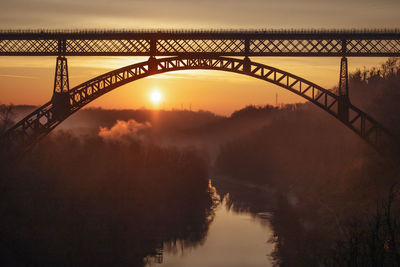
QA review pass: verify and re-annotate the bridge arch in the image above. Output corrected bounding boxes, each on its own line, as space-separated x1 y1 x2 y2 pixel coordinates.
3 56 394 153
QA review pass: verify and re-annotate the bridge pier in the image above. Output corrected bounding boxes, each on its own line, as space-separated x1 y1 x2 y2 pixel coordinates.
51 56 71 118
338 56 350 122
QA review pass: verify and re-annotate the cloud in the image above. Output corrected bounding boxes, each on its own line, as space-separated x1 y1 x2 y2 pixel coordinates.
0 74 38 79
0 0 398 29
98 119 151 141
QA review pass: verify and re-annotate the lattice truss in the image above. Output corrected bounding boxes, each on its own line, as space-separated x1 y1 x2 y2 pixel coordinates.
249 39 400 55
3 102 57 149
67 39 149 54
3 56 393 153
0 39 58 53
69 57 341 113
0 38 399 55
0 39 150 55
347 39 400 54
347 106 393 150
156 39 244 54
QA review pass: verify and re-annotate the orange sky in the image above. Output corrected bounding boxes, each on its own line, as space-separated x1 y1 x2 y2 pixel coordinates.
0 56 391 115
0 0 399 115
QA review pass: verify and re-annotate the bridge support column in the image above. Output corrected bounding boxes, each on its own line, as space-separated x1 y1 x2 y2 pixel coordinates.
338 56 350 122
148 56 158 74
147 37 158 74
51 56 71 118
243 38 251 73
243 56 251 73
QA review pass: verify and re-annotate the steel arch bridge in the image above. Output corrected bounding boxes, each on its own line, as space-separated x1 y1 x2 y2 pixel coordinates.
1 29 400 154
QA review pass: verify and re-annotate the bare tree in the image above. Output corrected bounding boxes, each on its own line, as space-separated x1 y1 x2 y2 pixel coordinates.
0 104 14 135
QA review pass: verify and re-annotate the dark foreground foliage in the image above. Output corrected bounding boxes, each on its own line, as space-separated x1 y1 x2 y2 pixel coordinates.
0 133 215 266
214 58 400 266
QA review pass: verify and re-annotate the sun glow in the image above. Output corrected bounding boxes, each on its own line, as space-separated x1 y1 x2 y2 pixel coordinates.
150 89 163 105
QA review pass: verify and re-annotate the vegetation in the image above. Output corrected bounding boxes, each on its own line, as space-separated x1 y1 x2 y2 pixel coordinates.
350 57 400 135
214 58 400 266
0 122 215 266
0 104 14 135
1 58 400 266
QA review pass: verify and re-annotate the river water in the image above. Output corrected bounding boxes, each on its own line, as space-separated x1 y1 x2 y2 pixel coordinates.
147 180 275 267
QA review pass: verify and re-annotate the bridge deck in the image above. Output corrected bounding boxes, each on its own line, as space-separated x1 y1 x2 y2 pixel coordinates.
1 29 399 56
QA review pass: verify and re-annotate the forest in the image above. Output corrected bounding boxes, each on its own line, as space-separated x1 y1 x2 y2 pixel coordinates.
1 58 400 266
214 58 400 266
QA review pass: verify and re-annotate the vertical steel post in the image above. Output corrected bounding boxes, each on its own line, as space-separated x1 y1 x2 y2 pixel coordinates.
338 40 350 122
52 39 70 117
338 57 349 97
338 57 350 121
148 38 157 73
53 56 69 94
243 38 251 73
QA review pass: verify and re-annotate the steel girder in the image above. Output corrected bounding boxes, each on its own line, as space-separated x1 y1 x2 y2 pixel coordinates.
2 56 395 154
0 30 400 56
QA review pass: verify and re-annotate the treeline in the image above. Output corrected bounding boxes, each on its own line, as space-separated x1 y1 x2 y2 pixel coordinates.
215 102 366 186
0 129 215 266
7 106 222 136
0 104 14 135
351 57 400 83
350 57 400 135
214 58 400 266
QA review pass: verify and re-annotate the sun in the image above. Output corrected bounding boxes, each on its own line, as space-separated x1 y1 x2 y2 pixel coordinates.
150 89 162 105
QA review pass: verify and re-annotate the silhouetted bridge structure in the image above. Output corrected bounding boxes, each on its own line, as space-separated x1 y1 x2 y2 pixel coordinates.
1 29 400 154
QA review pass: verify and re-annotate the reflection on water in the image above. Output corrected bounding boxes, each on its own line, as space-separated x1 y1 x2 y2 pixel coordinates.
150 179 275 267
1 169 276 266
156 197 274 267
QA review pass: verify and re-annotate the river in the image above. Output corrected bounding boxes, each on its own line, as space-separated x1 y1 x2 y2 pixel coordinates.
147 179 275 267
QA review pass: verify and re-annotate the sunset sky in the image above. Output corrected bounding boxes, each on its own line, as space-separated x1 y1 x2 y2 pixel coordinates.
0 0 399 115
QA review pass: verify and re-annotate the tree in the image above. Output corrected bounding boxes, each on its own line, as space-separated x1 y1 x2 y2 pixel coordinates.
0 104 14 135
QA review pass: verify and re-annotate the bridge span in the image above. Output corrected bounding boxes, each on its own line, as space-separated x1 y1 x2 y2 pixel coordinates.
1 29 400 56
1 29 400 154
